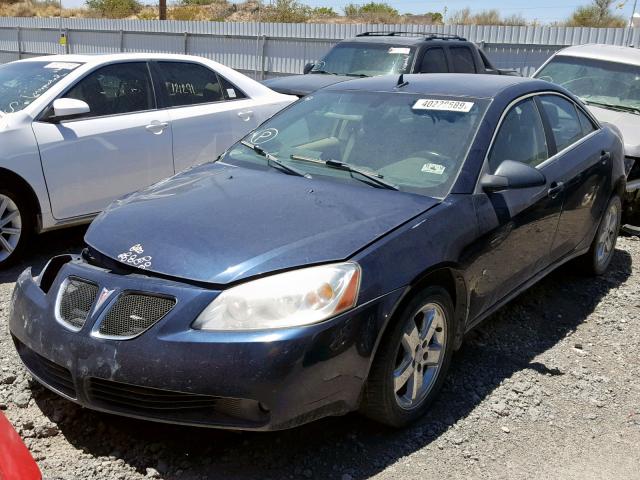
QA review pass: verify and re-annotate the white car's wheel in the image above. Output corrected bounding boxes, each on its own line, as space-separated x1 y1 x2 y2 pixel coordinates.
0 189 31 268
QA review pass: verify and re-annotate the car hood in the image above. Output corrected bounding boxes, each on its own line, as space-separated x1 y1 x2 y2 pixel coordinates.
588 105 640 158
85 162 438 285
262 74 354 96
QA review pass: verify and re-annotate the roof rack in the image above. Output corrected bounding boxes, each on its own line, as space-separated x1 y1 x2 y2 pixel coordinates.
355 31 467 41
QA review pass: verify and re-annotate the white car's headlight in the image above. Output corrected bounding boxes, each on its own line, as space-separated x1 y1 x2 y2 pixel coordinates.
192 262 361 331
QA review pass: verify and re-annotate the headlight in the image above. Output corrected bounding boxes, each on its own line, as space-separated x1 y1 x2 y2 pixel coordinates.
192 262 361 331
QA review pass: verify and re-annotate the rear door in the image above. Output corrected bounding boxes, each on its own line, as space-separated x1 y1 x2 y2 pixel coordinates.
32 62 174 220
535 94 612 260
151 61 262 173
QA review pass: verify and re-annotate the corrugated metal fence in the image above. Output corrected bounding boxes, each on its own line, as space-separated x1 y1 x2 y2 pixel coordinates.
0 18 638 78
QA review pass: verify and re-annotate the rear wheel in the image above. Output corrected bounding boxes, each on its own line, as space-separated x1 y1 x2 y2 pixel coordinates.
360 286 454 427
0 189 31 269
577 195 621 276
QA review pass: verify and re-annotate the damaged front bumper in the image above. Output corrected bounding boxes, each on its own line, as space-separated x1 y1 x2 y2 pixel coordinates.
9 255 402 430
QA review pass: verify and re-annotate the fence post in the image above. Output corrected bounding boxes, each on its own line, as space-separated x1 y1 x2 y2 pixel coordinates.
184 32 189 55
16 26 21 60
64 28 70 54
119 29 124 52
259 35 267 80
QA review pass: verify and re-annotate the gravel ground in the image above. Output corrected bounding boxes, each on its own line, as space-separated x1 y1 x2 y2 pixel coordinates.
1 228 639 480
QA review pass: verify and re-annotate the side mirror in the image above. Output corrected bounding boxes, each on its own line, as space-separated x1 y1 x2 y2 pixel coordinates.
481 160 546 192
51 98 90 120
303 62 315 74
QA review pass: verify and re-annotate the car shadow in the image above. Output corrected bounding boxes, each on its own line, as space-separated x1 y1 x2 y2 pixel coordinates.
0 226 87 285
27 248 632 480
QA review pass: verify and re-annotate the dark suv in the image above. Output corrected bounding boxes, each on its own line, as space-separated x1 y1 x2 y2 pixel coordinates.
264 31 518 97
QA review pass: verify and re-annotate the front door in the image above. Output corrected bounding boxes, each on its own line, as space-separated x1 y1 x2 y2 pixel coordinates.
466 97 563 318
32 62 174 220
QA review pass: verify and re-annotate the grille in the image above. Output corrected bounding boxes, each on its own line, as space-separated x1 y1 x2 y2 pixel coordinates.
13 336 76 399
87 378 221 411
98 294 175 337
58 277 99 329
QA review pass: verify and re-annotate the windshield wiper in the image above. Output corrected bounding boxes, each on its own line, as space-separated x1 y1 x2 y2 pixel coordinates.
310 69 338 75
290 154 398 190
240 141 309 178
344 73 369 78
581 99 640 115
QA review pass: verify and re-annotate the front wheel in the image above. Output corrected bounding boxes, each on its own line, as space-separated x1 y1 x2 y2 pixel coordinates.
577 195 621 276
0 189 31 269
360 286 455 427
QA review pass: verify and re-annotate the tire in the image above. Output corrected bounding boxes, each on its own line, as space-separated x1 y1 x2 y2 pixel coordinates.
360 286 455 427
576 195 622 276
0 188 32 269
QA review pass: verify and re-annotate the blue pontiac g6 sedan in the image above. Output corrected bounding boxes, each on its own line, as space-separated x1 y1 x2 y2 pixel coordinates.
9 74 625 430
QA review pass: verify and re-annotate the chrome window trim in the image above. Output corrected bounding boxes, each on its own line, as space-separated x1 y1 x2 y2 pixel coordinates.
475 90 601 193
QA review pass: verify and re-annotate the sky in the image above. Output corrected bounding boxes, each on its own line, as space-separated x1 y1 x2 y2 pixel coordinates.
59 0 640 24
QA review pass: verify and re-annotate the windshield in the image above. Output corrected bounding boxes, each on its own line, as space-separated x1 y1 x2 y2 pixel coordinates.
535 56 640 112
223 91 489 198
311 43 416 77
0 61 82 114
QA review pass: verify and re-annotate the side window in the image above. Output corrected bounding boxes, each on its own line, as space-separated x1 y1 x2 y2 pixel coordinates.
449 47 476 73
420 47 448 73
156 62 224 107
218 75 247 100
64 62 154 118
577 107 597 136
489 98 548 172
538 95 584 152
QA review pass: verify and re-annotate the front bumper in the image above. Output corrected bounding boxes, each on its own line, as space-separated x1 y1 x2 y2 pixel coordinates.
9 256 402 430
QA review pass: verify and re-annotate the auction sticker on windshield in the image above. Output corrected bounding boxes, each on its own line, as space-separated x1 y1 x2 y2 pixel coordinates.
389 47 411 55
44 62 81 70
413 99 474 112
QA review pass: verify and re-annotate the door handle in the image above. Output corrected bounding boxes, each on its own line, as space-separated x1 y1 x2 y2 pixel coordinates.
600 151 611 164
237 110 253 122
548 181 565 198
145 121 169 134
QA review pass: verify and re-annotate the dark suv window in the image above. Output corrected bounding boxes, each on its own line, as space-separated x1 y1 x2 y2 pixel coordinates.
65 62 154 118
489 98 548 171
420 47 448 73
156 62 225 107
450 46 476 73
538 95 584 152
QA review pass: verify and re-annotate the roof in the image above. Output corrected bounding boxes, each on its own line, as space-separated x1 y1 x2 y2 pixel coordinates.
555 44 640 67
17 53 214 65
345 33 470 47
326 73 552 99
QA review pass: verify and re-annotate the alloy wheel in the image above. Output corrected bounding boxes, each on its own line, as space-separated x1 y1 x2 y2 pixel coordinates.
596 202 619 267
0 194 22 262
393 302 447 410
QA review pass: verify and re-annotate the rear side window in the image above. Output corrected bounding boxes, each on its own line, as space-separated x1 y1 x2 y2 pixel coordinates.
449 47 476 73
420 47 448 73
489 98 548 171
218 75 247 100
538 95 583 152
64 62 154 118
156 62 225 107
577 108 597 136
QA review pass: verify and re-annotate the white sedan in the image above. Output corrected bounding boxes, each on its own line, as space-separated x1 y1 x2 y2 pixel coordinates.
0 53 296 267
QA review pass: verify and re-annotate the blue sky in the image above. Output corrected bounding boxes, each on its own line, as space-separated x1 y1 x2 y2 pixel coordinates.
60 0 639 23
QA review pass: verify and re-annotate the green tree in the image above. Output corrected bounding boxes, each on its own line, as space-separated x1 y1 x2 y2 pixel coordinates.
86 0 141 18
311 6 337 17
567 0 626 27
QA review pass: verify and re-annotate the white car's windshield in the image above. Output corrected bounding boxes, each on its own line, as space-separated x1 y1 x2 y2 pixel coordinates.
311 43 416 77
224 91 489 198
0 61 82 114
535 56 640 114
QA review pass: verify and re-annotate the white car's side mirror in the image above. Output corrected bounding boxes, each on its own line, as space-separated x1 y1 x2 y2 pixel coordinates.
52 98 90 119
